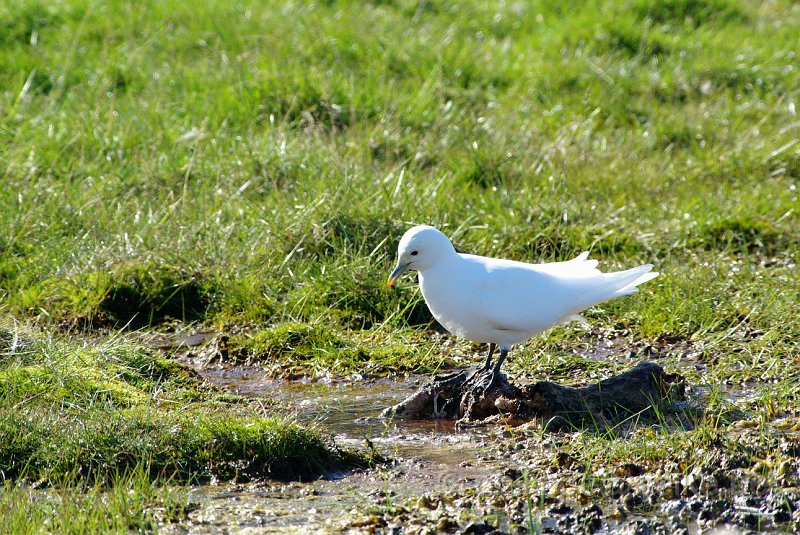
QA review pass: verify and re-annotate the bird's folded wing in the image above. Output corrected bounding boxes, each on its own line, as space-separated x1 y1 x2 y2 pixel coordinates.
473 263 587 332
471 258 656 333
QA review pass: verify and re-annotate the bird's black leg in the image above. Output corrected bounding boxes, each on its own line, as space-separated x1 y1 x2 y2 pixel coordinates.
491 347 508 377
481 343 497 371
474 346 508 392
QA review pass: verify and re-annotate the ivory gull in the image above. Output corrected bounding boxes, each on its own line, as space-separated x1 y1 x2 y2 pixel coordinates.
388 225 658 384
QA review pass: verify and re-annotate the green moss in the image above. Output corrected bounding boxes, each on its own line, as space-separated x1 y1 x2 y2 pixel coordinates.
0 410 333 483
632 0 747 26
222 323 434 374
0 365 70 400
230 323 343 362
0 325 351 484
696 215 784 255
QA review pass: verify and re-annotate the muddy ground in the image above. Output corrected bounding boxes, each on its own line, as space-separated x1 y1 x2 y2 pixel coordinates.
157 332 800 534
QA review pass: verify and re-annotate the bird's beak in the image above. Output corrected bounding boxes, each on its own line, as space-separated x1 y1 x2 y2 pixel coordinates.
387 262 410 288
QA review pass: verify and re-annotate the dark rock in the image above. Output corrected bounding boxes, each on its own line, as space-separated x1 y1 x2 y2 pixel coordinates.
540 516 558 532
774 509 791 523
583 516 602 533
609 479 633 499
582 504 603 517
734 495 760 508
577 503 604 534
461 522 496 535
714 471 732 488
709 499 732 516
556 515 576 529
622 492 644 510
697 508 716 521
543 416 570 433
554 451 578 469
659 499 685 517
548 501 573 515
615 463 645 478
687 498 704 513
383 362 683 426
734 511 760 528
720 454 750 470
503 467 522 480
616 519 667 535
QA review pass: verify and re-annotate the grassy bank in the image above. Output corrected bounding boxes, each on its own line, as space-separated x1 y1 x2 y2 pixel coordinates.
0 468 190 533
0 322 343 483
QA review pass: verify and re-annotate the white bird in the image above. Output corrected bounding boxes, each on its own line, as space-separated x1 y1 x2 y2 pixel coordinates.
388 225 658 383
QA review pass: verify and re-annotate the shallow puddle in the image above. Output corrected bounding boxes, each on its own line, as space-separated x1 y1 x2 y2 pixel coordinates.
196 365 475 439
171 364 500 533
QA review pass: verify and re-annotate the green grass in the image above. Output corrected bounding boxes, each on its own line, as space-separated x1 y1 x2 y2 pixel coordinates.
0 0 799 530
0 467 190 533
219 321 445 375
0 0 797 378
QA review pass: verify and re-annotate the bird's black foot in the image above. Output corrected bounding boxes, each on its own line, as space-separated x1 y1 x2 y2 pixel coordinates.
472 347 508 393
472 366 503 393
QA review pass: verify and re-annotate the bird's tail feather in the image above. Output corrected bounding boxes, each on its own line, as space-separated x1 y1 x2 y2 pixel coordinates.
616 267 659 295
579 264 659 305
556 264 658 325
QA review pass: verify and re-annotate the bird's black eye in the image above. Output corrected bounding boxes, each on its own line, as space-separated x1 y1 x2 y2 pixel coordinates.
410 250 419 256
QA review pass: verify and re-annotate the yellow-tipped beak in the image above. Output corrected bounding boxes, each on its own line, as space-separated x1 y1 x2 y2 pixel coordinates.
387 263 410 288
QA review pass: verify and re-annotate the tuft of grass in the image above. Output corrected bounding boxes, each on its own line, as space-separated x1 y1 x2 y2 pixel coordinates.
695 214 785 255
11 260 215 330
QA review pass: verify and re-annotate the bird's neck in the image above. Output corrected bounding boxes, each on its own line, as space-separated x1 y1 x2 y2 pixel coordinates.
418 254 462 287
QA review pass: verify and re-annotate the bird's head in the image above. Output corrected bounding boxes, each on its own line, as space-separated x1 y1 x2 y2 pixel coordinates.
387 225 456 287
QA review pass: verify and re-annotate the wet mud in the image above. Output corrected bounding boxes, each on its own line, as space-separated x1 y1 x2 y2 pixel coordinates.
165 339 800 534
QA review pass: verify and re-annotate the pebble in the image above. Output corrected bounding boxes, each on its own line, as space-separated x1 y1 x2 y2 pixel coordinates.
548 501 573 516
331 407 800 535
615 463 645 478
659 499 685 517
434 515 458 531
461 522 496 535
621 491 644 510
